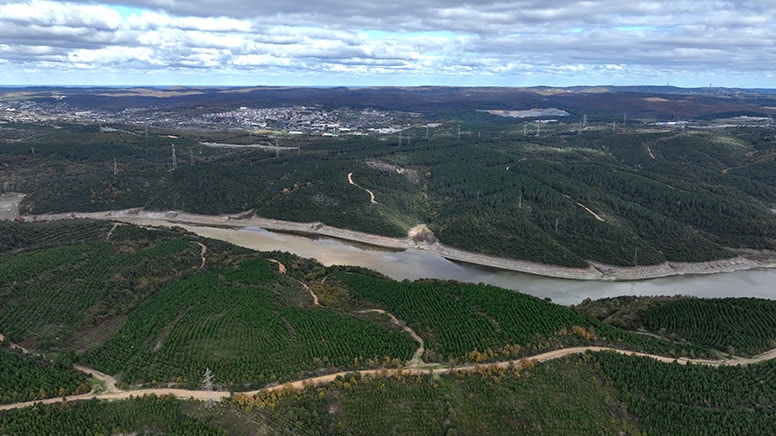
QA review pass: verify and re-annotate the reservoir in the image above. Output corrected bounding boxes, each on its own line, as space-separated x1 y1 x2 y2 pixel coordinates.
178 224 776 306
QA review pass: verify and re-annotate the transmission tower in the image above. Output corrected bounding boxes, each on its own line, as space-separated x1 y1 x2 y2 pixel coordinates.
113 157 118 176
203 367 215 408
171 144 177 171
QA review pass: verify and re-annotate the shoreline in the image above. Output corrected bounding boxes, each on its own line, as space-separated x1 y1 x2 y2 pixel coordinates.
22 207 776 281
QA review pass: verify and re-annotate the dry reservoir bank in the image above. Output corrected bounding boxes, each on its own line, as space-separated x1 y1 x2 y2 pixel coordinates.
183 224 776 306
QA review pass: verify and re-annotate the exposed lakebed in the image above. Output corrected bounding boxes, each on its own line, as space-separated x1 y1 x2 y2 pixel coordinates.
182 224 776 306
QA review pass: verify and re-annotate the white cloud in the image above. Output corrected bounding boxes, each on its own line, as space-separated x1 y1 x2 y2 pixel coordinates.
0 0 774 86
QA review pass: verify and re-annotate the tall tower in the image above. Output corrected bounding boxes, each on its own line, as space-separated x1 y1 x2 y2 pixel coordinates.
203 367 214 408
171 144 177 171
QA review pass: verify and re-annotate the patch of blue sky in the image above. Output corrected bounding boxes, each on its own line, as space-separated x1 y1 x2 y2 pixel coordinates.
106 5 147 18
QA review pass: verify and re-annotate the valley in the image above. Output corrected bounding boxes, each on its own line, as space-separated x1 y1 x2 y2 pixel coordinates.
2 85 776 434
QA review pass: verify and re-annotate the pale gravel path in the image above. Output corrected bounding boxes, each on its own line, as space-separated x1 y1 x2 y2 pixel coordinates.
2 334 776 412
267 259 286 274
196 242 207 268
577 202 605 222
358 309 425 366
301 282 319 306
347 172 377 204
105 222 120 241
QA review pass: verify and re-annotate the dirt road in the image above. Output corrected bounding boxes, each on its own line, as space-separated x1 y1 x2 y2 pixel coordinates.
72 364 120 393
3 343 776 412
347 172 377 204
303 283 319 305
576 202 605 222
196 242 207 268
358 309 426 366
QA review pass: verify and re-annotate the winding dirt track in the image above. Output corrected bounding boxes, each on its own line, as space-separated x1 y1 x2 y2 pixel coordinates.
347 172 377 204
105 222 120 241
195 242 207 268
2 344 776 412
576 202 605 222
267 259 286 274
298 280 319 306
358 309 425 366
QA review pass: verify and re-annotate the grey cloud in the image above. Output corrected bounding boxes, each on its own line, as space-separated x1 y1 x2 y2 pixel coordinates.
1 0 775 85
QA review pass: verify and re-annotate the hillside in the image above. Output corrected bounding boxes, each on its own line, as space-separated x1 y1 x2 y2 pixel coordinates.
2 113 776 268
0 220 775 433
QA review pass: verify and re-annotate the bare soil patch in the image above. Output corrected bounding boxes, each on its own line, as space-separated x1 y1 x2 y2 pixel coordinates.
0 192 24 221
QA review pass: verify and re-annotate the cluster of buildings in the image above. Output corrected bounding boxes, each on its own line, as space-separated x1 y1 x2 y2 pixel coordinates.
0 99 417 136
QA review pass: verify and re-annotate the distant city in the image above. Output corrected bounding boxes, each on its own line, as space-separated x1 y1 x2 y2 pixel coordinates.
0 99 420 136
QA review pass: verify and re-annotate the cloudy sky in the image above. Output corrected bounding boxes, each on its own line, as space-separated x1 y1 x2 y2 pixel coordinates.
1 0 775 87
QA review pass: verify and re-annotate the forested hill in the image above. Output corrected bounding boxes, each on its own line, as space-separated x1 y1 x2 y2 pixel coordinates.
2 86 776 267
1 220 776 434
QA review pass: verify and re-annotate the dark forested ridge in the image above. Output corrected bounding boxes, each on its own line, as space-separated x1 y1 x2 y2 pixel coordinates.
576 296 776 356
3 102 776 267
4 123 776 267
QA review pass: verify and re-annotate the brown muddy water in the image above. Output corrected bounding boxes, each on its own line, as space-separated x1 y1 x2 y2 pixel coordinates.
182 224 776 306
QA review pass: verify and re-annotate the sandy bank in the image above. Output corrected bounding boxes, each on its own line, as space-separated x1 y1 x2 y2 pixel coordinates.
25 208 775 281
0 192 25 221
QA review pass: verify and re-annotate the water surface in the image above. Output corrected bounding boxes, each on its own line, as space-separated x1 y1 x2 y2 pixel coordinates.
182 224 776 306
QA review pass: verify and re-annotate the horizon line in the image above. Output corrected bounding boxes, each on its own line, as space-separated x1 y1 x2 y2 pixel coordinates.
0 84 773 91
